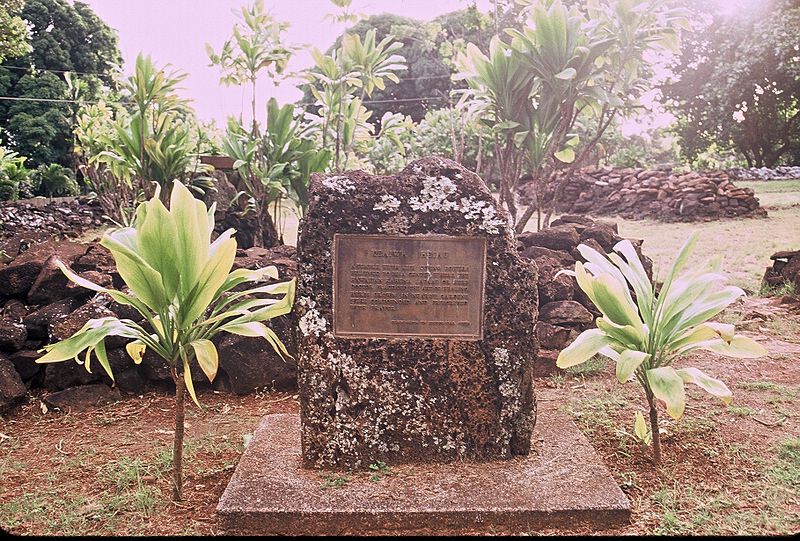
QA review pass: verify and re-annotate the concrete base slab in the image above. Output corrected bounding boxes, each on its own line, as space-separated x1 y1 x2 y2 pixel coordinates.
216 405 630 535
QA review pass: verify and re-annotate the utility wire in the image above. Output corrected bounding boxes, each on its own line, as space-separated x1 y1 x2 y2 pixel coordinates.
0 65 119 78
0 95 100 104
1 64 455 83
0 94 451 106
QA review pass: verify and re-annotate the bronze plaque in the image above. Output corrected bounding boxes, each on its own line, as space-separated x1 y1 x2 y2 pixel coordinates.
333 234 487 340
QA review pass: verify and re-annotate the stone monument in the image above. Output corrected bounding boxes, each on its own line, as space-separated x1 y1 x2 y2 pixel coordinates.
295 156 539 469
216 157 632 535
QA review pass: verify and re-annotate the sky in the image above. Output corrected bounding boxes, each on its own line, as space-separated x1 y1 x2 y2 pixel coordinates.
82 0 494 128
81 0 760 137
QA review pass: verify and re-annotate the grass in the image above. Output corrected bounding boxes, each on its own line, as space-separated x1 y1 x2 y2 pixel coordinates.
738 381 799 398
726 405 757 417
616 206 800 293
565 354 607 377
0 431 243 535
737 180 800 208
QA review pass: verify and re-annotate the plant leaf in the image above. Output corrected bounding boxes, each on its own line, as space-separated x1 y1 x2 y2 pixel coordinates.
190 339 219 382
557 328 613 368
616 349 650 383
675 367 732 404
183 356 201 408
647 366 686 420
126 341 146 365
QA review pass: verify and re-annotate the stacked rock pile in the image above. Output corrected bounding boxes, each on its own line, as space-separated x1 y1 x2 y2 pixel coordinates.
0 196 106 240
0 234 298 413
532 166 767 221
517 215 653 376
762 250 800 294
729 166 800 181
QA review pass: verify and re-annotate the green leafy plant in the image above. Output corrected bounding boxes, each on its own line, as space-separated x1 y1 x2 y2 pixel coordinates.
222 99 330 246
31 164 79 198
303 8 406 172
206 0 296 136
368 460 391 482
96 54 211 206
36 181 296 500
557 232 767 465
320 473 350 490
0 171 19 202
0 147 30 201
455 0 688 231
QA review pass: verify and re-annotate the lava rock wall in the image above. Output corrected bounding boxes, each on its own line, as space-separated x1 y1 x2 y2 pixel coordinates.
524 167 767 222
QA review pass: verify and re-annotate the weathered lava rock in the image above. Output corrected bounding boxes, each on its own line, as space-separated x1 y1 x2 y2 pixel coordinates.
0 240 86 298
0 355 27 413
762 250 800 293
539 301 594 326
42 383 121 412
521 166 767 222
0 317 27 352
296 157 539 469
518 216 653 376
215 318 297 394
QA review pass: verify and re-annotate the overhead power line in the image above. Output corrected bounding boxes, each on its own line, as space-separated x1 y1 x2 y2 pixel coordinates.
0 65 118 78
0 95 97 104
0 94 451 107
1 64 455 83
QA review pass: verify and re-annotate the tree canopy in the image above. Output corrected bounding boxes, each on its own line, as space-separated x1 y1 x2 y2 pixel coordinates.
0 0 32 64
0 0 121 167
300 6 517 123
662 0 800 167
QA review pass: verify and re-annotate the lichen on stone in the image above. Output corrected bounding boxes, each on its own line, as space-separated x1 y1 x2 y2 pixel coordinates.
298 157 539 469
408 175 460 213
459 196 509 235
321 175 355 194
373 194 401 213
298 297 328 337
493 347 523 449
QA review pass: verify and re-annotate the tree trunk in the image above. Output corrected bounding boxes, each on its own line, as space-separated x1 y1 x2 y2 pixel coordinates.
645 388 662 466
255 209 279 248
171 367 186 501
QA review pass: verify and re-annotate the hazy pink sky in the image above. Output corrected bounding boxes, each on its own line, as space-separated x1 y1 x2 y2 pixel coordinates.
83 0 493 127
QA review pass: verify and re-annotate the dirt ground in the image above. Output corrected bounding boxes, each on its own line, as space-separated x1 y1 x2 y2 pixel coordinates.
1 296 799 536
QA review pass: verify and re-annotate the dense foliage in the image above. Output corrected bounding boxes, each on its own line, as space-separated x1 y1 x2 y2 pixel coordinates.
30 162 78 197
456 0 688 231
0 0 31 63
662 0 800 168
0 0 121 168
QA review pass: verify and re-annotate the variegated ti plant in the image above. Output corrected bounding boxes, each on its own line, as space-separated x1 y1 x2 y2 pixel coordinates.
36 180 295 500
556 233 766 465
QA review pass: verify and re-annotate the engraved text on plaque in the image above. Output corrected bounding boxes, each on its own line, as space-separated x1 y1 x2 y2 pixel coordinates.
333 234 487 339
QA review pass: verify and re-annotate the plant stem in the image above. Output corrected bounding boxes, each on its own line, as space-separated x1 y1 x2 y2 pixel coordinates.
645 387 661 466
171 366 186 501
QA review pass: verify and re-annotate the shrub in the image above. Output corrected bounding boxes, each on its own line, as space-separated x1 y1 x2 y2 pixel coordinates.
0 170 19 201
557 232 767 465
31 163 79 198
37 181 296 500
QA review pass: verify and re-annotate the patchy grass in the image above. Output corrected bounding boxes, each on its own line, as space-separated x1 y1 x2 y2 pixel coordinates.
726 405 757 417
616 207 800 293
737 180 800 208
565 354 607 377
